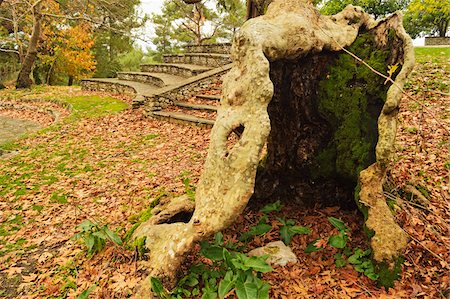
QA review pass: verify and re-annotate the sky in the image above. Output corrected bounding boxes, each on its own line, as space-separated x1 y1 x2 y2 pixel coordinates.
136 0 165 49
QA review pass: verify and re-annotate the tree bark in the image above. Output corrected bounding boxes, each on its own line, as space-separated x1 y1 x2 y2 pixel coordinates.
68 76 74 86
16 3 42 89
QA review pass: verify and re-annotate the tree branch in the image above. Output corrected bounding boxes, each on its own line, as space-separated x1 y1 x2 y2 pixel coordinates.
0 48 20 54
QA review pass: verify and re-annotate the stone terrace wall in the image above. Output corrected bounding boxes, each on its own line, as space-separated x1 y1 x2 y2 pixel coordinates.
184 43 231 54
117 72 165 87
425 37 450 46
143 66 231 114
163 54 231 68
81 80 136 95
140 64 204 77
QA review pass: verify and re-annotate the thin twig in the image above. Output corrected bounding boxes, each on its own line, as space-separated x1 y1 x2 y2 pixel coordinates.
405 231 445 262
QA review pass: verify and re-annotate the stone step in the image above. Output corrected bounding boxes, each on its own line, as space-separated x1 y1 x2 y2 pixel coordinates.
140 63 212 78
117 72 184 87
183 43 231 54
196 94 221 101
163 53 231 68
173 101 217 111
152 111 215 127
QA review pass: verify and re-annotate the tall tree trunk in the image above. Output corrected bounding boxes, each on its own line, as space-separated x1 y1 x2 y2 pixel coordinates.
16 3 42 89
246 0 273 19
68 76 74 86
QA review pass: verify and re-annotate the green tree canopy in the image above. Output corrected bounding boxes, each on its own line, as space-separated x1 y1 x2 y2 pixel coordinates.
404 0 449 38
150 0 245 55
319 0 409 18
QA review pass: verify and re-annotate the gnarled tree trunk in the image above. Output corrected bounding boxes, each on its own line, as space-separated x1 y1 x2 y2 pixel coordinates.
134 0 414 297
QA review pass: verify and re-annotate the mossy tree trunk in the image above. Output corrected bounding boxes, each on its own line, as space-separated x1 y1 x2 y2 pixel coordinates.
253 30 397 208
134 1 414 297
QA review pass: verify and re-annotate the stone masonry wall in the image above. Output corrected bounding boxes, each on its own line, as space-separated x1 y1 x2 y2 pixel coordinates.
140 64 203 77
425 37 450 46
117 72 165 87
81 80 136 95
163 54 231 68
183 43 231 54
143 72 226 114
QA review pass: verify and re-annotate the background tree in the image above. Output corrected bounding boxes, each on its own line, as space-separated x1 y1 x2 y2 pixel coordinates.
1 0 144 88
37 21 96 85
404 0 449 38
91 0 144 78
319 0 409 18
151 0 225 50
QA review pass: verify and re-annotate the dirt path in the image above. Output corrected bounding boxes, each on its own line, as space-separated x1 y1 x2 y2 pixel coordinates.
0 115 41 145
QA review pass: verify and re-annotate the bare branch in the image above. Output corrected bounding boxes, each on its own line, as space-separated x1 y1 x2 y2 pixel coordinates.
0 48 20 54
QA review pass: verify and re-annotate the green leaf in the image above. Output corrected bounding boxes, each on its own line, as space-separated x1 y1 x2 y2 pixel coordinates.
231 253 272 273
85 234 95 252
201 290 218 299
290 226 312 235
259 200 282 214
92 231 107 240
104 227 123 246
305 239 323 253
218 271 235 299
364 269 379 281
235 281 258 299
244 256 273 273
214 232 224 246
76 284 96 299
328 233 347 249
186 276 199 287
328 217 348 232
334 253 346 268
280 225 291 245
240 223 272 241
280 225 310 245
348 253 362 265
354 264 365 273
78 220 95 232
151 277 166 297
201 245 224 261
256 280 270 299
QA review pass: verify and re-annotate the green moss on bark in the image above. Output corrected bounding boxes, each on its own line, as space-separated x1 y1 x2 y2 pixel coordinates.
309 32 391 184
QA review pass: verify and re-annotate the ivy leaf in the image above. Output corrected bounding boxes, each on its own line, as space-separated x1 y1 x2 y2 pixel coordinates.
239 223 272 241
235 281 258 299
243 256 273 273
218 271 235 299
280 225 311 245
200 242 224 261
328 233 347 249
348 253 362 265
334 253 346 268
328 217 348 232
214 232 224 246
201 290 218 299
